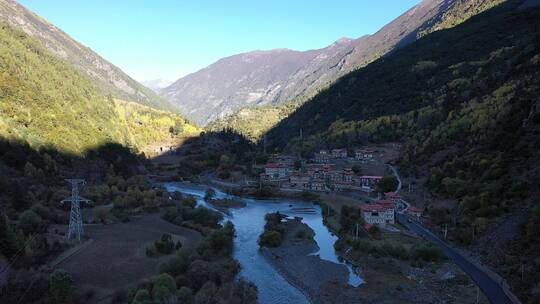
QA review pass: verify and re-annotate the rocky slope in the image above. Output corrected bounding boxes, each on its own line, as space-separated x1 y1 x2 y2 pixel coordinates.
0 0 177 112
163 0 504 126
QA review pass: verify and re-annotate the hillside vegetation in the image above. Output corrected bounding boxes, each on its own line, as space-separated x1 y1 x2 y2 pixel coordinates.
208 0 507 139
265 2 540 302
0 0 176 112
0 23 199 155
207 103 299 141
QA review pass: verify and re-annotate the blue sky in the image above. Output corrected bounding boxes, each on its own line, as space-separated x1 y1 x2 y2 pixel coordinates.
19 0 421 82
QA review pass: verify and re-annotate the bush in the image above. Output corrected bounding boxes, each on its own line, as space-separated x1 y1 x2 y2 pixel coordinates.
49 271 73 304
204 188 216 200
148 234 181 256
145 245 157 257
412 243 445 262
376 176 398 193
19 210 43 235
132 289 151 304
258 230 282 247
152 273 177 303
93 206 110 224
381 243 410 260
197 222 235 259
182 196 197 208
159 249 191 276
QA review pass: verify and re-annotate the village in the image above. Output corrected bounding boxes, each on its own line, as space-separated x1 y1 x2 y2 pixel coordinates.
257 145 424 229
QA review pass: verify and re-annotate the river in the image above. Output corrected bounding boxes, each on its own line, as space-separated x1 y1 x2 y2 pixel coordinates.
164 182 363 304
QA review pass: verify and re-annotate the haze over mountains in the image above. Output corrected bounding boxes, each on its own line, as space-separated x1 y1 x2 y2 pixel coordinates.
161 0 505 126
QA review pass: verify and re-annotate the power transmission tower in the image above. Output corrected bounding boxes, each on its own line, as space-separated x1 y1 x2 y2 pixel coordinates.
61 179 90 241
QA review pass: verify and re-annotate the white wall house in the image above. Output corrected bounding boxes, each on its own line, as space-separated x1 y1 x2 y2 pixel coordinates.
263 163 293 181
355 149 374 161
361 201 395 227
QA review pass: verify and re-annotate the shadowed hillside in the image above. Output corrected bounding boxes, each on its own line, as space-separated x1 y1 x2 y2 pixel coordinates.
261 1 540 302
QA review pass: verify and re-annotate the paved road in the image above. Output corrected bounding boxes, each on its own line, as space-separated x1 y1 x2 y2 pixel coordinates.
387 164 402 192
388 164 516 303
396 214 514 304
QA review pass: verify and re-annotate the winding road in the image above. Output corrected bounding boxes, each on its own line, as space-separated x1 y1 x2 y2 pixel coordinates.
388 165 518 304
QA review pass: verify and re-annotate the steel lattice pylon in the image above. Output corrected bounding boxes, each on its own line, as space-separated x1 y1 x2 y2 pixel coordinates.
61 179 90 241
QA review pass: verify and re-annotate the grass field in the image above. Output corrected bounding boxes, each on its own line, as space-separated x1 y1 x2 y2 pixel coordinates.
53 213 202 300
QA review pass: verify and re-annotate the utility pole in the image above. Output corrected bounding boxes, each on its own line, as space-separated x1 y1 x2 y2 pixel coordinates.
444 224 448 240
476 285 479 304
263 135 267 154
61 179 90 241
355 223 359 240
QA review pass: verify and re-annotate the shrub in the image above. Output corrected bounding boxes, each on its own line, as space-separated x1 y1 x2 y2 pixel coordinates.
152 273 177 303
49 271 73 304
376 176 398 193
204 188 216 200
93 206 110 224
132 289 151 304
159 249 191 276
412 243 445 262
145 245 157 257
258 230 282 247
155 234 175 254
182 196 197 208
19 210 43 235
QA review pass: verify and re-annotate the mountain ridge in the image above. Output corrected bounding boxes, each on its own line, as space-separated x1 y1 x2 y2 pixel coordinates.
162 0 504 126
0 0 179 113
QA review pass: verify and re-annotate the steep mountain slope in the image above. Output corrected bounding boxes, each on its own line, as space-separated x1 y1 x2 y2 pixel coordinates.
161 45 347 125
266 1 540 301
163 0 504 126
0 22 199 154
0 0 177 112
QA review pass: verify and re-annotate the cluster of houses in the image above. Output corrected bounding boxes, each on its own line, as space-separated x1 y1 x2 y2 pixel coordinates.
260 149 383 192
259 151 424 228
262 162 383 192
313 148 376 163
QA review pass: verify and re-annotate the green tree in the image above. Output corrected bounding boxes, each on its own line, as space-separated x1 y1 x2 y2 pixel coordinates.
376 176 398 193
132 289 151 304
19 210 43 235
0 214 21 258
152 273 177 303
49 271 73 304
258 230 282 247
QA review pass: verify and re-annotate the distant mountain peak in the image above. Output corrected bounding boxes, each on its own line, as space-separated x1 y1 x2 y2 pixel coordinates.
161 0 505 126
335 37 354 44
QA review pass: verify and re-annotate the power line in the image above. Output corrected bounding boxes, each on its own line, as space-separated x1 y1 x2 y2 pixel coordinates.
60 179 90 241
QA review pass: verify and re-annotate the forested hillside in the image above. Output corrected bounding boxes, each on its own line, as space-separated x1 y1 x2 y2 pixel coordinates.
207 0 507 139
265 1 540 301
0 0 177 112
0 23 199 155
207 103 300 141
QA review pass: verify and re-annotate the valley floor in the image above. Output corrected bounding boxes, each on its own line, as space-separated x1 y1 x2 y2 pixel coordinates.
49 213 202 301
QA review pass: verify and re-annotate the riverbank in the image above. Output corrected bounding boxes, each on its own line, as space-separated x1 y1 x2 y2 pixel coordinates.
261 218 363 304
